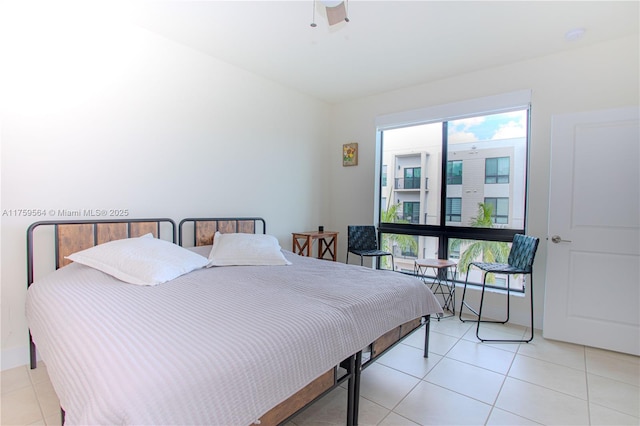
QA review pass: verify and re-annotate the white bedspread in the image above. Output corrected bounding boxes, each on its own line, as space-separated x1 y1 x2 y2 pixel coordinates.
26 248 442 425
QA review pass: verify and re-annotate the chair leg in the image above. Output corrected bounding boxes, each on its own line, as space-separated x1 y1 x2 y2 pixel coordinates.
475 275 508 341
476 273 534 343
528 273 534 341
524 273 534 342
459 269 474 322
460 266 493 322
460 270 510 325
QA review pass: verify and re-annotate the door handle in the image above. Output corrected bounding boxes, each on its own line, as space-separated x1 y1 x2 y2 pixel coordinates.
551 235 572 244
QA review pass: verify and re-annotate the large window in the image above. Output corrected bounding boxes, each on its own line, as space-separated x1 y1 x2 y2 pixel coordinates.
376 91 530 290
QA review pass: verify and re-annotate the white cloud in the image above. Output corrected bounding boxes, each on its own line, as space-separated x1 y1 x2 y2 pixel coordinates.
450 116 485 131
492 120 526 139
449 130 478 143
448 116 485 142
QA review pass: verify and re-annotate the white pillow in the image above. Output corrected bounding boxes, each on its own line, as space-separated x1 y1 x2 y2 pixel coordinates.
207 232 291 267
66 234 209 286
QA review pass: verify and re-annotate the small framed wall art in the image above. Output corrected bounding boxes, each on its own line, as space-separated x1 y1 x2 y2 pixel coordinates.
342 143 358 167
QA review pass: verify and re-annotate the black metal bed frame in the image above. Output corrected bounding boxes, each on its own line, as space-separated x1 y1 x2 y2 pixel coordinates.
26 217 431 426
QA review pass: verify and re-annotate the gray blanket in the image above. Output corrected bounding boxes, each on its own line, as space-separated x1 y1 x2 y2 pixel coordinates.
27 248 442 425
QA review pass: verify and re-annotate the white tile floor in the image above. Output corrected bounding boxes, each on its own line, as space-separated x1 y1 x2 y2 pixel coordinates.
2 318 639 425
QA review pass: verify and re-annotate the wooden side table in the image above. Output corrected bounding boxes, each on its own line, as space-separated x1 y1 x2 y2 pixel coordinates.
292 231 339 261
415 258 458 319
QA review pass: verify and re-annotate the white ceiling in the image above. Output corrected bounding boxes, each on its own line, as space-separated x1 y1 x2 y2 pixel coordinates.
133 1 639 104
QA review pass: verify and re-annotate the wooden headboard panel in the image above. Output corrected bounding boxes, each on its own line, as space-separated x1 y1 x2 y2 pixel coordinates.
27 218 176 286
178 217 266 247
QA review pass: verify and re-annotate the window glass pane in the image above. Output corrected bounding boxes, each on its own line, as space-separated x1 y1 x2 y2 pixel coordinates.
484 197 509 224
404 167 421 189
498 157 510 182
446 197 461 222
450 238 524 290
486 158 497 184
486 157 510 184
402 201 420 224
447 110 527 229
447 160 462 184
380 123 442 226
381 233 440 273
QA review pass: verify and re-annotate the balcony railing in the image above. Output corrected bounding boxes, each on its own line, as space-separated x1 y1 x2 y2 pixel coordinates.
396 214 420 224
394 177 428 190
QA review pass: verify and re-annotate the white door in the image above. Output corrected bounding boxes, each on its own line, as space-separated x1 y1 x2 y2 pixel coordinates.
543 106 640 355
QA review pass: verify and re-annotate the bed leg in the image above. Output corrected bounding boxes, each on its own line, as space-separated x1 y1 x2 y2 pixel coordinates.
29 331 37 369
346 351 362 426
61 407 65 425
353 351 361 425
423 315 431 358
346 354 355 426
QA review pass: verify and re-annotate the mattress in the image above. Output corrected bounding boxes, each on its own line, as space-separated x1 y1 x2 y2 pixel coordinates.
26 247 442 425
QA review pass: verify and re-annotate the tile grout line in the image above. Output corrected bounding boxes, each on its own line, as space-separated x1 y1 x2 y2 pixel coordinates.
376 330 463 425
584 346 593 425
28 366 49 425
482 340 520 425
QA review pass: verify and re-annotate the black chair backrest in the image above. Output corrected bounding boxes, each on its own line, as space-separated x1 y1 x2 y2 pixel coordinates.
348 226 378 251
507 234 539 272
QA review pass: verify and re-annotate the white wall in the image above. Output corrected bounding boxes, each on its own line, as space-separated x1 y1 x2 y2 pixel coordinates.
0 8 331 369
327 35 640 329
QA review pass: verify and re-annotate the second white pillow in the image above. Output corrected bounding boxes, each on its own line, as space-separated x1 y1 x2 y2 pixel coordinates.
207 232 291 267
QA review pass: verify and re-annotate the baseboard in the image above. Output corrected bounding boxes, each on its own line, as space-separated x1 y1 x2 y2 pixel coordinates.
1 344 33 371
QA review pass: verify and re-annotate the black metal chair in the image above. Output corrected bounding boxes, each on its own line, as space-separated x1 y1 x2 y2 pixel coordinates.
346 225 394 269
459 234 539 343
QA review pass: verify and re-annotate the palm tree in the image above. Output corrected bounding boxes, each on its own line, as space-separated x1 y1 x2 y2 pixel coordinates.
451 203 510 283
379 203 418 269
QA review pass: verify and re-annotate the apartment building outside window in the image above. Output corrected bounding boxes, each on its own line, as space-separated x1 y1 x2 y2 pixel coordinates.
376 90 531 290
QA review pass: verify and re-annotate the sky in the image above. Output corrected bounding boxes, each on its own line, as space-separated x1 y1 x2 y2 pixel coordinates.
383 109 528 150
448 110 527 143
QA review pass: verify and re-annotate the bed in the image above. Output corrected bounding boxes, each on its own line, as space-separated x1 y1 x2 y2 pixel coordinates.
25 217 443 425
